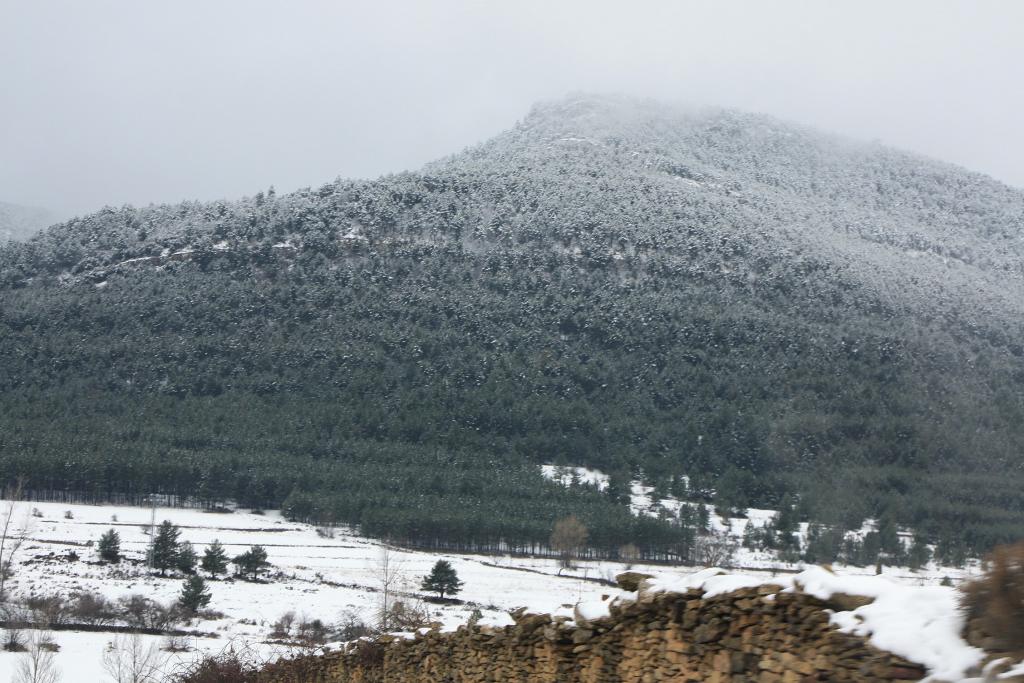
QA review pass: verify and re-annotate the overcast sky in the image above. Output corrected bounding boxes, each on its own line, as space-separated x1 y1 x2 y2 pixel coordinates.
1 1 1022 218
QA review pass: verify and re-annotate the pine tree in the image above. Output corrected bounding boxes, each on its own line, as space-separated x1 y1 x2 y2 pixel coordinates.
150 520 181 576
697 505 711 534
420 559 463 599
233 545 270 581
907 533 932 570
201 540 229 578
176 541 198 574
179 575 212 614
98 528 121 563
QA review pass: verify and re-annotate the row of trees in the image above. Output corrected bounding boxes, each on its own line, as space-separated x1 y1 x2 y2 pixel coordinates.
97 521 271 580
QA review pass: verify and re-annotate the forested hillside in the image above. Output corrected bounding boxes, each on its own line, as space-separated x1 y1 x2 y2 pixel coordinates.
2 95 1023 558
0 200 54 242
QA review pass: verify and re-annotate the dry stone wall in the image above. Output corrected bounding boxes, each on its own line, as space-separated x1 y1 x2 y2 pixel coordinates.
262 583 927 683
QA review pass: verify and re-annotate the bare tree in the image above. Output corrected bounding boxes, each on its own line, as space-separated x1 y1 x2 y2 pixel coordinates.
0 480 33 601
694 527 738 567
618 542 640 569
14 631 60 683
550 515 589 571
375 546 405 631
101 634 166 683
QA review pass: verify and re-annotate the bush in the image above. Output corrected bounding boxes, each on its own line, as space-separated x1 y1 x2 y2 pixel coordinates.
296 618 328 644
71 592 118 625
336 609 374 641
24 594 70 627
169 646 264 683
118 594 181 631
962 541 1024 652
270 611 295 639
382 600 431 631
2 626 27 652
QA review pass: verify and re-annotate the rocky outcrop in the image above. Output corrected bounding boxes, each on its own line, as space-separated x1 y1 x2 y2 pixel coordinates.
261 581 927 682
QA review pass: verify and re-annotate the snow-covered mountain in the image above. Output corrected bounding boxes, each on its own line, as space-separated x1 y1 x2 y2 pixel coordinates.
1 94 1023 558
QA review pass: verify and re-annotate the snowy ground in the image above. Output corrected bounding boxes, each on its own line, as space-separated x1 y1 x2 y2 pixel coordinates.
0 497 982 682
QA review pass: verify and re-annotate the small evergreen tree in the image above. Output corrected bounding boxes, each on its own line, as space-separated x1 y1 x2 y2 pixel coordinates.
201 540 229 578
696 505 711 534
98 528 121 563
176 541 198 574
420 560 463 599
178 575 212 614
907 533 932 570
233 545 270 581
150 521 181 577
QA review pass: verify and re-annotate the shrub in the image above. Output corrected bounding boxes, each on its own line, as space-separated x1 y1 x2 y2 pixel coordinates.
3 626 27 652
336 609 374 641
169 646 264 683
270 611 295 639
70 592 117 625
382 600 431 631
296 618 328 644
24 594 70 627
961 541 1024 652
118 594 181 631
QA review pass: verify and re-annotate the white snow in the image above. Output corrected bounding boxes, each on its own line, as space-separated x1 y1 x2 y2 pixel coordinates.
642 565 985 681
795 566 984 681
0 499 995 682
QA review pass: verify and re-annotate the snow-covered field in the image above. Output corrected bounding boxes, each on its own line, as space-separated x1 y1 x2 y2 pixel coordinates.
0 496 983 682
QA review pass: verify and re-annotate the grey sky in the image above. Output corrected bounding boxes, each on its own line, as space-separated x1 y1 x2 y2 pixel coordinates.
1 1 1022 218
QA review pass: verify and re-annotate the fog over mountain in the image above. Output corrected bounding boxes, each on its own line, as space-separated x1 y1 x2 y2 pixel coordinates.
1 1 1022 216
0 201 54 242
2 95 1022 557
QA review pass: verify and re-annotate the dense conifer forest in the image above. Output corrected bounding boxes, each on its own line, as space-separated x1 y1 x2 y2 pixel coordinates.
2 95 1023 558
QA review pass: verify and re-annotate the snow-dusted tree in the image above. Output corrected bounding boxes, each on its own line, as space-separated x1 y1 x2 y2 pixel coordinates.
232 545 270 581
178 576 211 615
98 529 121 564
175 541 197 574
149 521 180 577
200 540 229 578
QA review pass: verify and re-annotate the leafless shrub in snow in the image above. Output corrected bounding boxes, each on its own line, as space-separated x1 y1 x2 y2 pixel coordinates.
13 630 61 683
694 527 738 567
162 634 191 653
270 611 295 639
336 608 375 641
101 634 167 683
